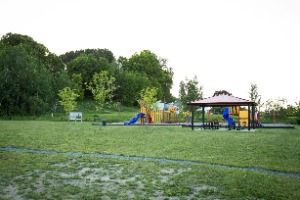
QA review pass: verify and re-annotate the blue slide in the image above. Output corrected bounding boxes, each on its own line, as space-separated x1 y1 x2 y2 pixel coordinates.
124 112 144 125
222 107 235 127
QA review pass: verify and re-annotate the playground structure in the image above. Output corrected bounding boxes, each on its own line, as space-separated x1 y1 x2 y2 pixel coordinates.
128 104 262 128
205 106 263 129
140 103 180 124
124 102 192 125
224 106 262 128
186 94 294 130
124 95 280 127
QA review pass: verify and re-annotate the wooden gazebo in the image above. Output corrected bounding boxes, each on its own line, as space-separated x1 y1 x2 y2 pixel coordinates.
186 94 256 131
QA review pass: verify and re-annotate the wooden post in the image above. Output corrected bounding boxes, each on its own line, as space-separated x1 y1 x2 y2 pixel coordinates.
162 104 165 123
202 106 205 129
251 104 255 130
192 107 194 130
247 105 250 131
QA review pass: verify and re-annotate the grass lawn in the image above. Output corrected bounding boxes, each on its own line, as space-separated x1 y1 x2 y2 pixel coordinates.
1 121 300 199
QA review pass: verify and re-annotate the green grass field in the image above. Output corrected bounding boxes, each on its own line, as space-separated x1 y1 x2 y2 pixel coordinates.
1 121 300 199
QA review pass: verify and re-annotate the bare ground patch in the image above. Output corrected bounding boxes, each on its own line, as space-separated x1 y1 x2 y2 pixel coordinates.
1 159 217 199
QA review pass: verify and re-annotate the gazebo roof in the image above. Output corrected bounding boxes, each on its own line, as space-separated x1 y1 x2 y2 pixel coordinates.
187 94 255 107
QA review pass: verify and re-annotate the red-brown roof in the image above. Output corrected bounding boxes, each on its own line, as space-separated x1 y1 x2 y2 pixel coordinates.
187 94 255 106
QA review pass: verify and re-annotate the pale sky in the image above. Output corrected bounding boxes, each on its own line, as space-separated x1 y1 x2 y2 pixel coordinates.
1 0 300 105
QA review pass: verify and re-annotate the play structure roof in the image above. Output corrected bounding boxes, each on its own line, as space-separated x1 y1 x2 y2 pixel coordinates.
187 94 255 107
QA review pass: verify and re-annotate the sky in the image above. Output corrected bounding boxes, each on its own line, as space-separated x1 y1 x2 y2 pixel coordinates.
1 0 300 106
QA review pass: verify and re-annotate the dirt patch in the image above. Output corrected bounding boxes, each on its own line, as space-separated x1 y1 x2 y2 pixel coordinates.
1 160 216 199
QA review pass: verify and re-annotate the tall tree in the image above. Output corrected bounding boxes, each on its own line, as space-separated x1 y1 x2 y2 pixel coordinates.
60 48 115 64
115 71 151 106
67 54 101 84
0 33 66 116
1 33 64 76
249 83 262 112
47 52 65 77
160 58 175 103
119 50 174 102
0 43 54 115
178 76 203 111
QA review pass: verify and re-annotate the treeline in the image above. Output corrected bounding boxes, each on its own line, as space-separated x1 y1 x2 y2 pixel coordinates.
0 33 175 116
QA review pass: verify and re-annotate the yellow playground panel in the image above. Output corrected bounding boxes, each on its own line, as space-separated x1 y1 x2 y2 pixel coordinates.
238 109 261 127
239 110 249 126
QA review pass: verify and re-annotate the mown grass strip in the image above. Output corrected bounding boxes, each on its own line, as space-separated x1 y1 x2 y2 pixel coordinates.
1 121 300 173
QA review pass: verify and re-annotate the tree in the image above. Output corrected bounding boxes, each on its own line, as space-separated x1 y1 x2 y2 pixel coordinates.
0 43 54 115
1 33 50 65
249 83 262 112
295 100 300 121
53 71 74 93
1 33 64 76
160 58 175 103
138 87 158 113
60 48 115 64
213 90 232 96
273 98 289 120
115 71 151 106
67 54 101 85
0 33 66 116
86 71 117 112
178 76 203 111
0 44 24 115
58 87 79 113
263 97 288 121
71 73 84 99
119 50 174 101
47 52 65 77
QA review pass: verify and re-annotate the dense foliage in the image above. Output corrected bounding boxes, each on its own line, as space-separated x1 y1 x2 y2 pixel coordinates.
117 50 175 105
0 33 64 116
